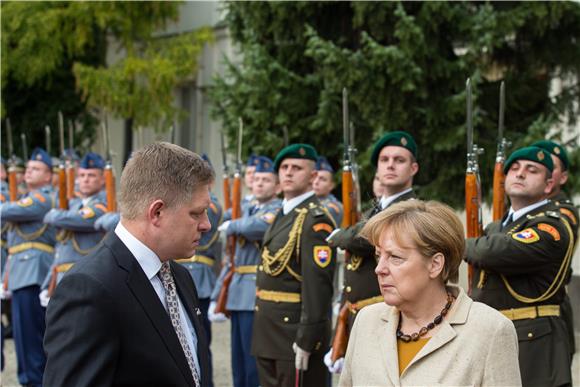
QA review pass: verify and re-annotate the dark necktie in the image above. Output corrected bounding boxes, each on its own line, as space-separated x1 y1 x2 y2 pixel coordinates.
158 262 201 387
502 213 514 231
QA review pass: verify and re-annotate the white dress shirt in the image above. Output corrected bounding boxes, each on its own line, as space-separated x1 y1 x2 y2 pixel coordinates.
115 222 200 374
502 199 549 228
282 190 315 215
379 187 413 210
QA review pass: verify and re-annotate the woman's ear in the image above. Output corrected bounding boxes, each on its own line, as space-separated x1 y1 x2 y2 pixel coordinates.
429 252 445 279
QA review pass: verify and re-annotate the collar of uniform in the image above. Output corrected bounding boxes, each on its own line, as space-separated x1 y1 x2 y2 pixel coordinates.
508 198 549 223
282 190 315 215
380 187 413 210
114 221 162 281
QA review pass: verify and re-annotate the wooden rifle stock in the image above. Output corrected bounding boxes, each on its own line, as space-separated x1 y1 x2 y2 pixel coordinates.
8 167 18 202
465 173 482 290
223 175 232 211
215 174 242 315
66 163 75 200
341 170 355 228
58 165 68 210
105 164 116 212
332 303 350 362
492 162 506 221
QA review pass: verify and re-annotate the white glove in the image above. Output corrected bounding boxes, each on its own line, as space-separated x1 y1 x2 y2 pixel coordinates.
292 342 311 371
208 301 227 323
218 220 231 233
0 286 11 300
324 348 344 374
333 302 341 317
325 228 341 243
39 289 50 307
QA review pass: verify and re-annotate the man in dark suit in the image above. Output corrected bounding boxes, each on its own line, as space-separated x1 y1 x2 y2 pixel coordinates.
43 142 214 387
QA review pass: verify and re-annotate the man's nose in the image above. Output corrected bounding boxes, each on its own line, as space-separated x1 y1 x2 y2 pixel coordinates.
199 213 211 231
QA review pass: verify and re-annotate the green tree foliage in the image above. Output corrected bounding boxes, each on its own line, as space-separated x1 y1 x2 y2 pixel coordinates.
2 1 213 160
210 2 580 207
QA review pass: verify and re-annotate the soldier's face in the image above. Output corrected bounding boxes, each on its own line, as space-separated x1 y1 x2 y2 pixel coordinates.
374 229 441 308
24 160 52 189
252 172 278 202
278 158 316 199
505 160 554 206
313 170 334 197
155 185 212 261
376 146 418 194
244 166 256 189
78 168 105 198
373 174 384 198
549 155 568 194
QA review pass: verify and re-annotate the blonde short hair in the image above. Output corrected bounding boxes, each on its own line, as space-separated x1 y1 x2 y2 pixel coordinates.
360 200 464 283
119 142 214 220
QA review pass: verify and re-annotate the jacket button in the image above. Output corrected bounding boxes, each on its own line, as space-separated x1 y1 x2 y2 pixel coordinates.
255 306 259 312
346 264 352 270
527 332 533 338
283 317 289 322
346 286 352 293
258 265 263 271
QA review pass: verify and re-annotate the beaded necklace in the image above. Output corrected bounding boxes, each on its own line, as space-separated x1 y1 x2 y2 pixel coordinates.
396 293 454 343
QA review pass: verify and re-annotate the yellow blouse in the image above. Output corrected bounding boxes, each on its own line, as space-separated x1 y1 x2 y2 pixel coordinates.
397 337 430 375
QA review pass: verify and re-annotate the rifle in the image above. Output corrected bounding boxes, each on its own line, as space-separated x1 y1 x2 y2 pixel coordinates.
220 131 232 211
465 78 484 291
215 118 243 316
102 115 116 212
331 88 360 363
57 112 68 209
492 82 510 221
66 121 76 200
45 125 51 157
20 133 28 163
6 119 18 202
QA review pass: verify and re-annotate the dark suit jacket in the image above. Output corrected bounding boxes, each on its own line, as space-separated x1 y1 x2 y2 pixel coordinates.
43 232 211 386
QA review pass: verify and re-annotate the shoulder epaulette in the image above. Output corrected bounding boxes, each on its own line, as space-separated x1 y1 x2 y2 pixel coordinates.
308 202 325 217
546 210 560 219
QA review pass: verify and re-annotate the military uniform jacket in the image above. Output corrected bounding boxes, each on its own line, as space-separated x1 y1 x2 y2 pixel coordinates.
466 201 574 386
251 195 336 360
1 181 9 273
177 193 222 299
94 211 120 233
211 198 282 311
0 184 57 291
42 190 108 287
551 191 578 241
331 190 416 309
319 194 343 226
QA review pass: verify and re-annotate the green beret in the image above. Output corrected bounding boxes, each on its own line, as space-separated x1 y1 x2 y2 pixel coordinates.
531 140 569 171
273 143 318 171
503 146 554 174
371 131 417 166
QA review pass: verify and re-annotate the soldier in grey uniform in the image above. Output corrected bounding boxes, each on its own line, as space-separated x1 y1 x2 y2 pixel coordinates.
210 156 282 387
313 156 343 226
532 140 578 361
466 146 574 387
251 144 336 387
40 152 108 305
94 211 121 233
0 148 56 387
325 131 419 373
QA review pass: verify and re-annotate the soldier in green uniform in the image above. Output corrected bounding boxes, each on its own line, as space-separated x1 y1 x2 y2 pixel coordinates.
465 146 574 387
251 144 336 387
532 139 578 361
325 131 419 372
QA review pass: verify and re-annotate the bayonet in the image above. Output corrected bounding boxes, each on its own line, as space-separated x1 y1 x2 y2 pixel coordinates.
45 126 51 155
342 88 350 167
496 81 511 163
58 112 65 159
236 117 243 173
220 131 229 175
282 126 289 147
68 120 74 155
6 119 14 160
21 133 28 161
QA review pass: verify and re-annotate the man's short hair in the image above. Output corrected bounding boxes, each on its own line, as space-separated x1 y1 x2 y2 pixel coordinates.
119 142 215 220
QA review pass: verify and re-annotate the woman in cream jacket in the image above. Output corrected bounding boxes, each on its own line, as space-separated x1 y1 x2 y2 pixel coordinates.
339 200 521 387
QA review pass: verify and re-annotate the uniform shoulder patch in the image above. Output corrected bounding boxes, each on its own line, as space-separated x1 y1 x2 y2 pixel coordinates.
327 202 340 213
79 207 95 219
313 245 332 268
33 193 46 203
261 212 276 224
95 203 108 213
512 228 540 244
17 197 33 207
313 223 333 234
559 208 577 225
537 223 560 241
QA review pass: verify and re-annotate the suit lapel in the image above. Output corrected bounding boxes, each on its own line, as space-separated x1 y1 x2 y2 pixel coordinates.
379 307 401 386
106 234 194 387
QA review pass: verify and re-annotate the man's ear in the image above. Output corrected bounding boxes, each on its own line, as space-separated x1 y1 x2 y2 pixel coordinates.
147 200 165 226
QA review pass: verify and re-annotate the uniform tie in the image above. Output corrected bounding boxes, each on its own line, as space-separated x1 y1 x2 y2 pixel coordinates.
158 261 201 387
502 213 514 230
